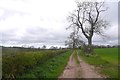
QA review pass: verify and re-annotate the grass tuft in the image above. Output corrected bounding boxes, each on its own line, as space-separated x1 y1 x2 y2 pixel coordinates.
73 51 80 64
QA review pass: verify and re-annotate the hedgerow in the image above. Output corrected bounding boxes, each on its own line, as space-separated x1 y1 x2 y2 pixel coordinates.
2 49 68 78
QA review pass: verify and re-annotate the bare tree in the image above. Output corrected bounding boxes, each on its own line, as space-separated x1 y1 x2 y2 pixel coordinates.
49 46 58 49
67 1 109 54
42 45 46 49
65 27 84 49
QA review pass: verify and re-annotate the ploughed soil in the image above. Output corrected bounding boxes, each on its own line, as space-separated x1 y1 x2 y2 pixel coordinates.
59 51 104 79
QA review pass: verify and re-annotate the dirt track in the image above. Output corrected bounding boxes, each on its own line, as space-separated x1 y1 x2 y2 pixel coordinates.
59 52 81 78
59 51 103 79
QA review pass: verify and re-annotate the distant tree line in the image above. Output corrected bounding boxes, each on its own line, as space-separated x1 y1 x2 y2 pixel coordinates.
1 44 119 50
79 44 119 49
1 45 67 50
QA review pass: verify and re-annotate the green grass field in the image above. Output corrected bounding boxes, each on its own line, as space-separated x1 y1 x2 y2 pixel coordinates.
79 48 119 78
95 48 118 65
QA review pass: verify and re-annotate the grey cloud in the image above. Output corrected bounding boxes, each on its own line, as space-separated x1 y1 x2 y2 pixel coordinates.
0 8 28 21
25 26 48 35
1 29 18 43
0 1 118 47
1 26 68 46
92 34 118 45
103 2 118 25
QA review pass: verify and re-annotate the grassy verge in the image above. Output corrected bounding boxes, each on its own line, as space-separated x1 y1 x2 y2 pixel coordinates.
78 48 118 78
73 51 80 64
18 50 72 78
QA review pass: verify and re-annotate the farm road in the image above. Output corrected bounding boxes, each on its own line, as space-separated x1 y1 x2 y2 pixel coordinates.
59 51 81 78
59 51 103 79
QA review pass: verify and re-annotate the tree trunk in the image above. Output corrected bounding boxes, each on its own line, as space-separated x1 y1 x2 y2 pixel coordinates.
88 38 92 46
87 37 93 54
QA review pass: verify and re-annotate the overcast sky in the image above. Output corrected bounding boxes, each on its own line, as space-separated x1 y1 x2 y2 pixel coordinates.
0 0 119 48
